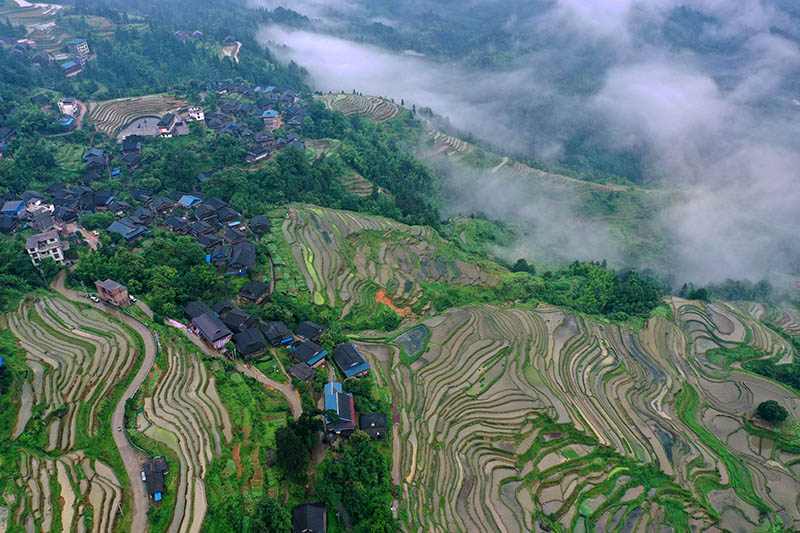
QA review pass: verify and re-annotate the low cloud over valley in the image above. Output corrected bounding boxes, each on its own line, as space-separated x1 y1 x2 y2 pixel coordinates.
255 0 800 286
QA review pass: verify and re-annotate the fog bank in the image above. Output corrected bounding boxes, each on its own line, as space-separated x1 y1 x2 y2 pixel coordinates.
255 0 800 285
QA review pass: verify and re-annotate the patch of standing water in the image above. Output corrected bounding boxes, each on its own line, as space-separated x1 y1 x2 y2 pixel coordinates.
393 325 428 357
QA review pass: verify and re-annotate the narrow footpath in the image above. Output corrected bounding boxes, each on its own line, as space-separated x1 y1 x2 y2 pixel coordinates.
52 272 154 533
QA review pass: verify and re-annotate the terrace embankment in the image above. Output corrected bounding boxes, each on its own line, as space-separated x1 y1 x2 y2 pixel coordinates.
5 296 142 532
317 93 399 123
356 299 800 532
131 339 233 533
87 94 189 136
281 205 497 319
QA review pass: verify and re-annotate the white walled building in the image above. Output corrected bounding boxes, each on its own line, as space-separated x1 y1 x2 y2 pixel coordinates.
26 230 67 266
58 97 79 116
187 106 205 122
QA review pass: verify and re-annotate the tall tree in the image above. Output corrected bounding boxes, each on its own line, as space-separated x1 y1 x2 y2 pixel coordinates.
248 497 291 533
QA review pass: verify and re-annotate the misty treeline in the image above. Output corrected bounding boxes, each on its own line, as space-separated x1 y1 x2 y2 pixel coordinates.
679 279 774 303
67 0 308 39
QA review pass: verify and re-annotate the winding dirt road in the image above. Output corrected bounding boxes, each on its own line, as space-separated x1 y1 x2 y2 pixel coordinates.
176 327 302 419
52 272 154 533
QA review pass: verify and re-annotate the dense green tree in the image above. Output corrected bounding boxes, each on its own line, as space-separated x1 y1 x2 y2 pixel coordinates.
0 236 45 310
756 400 789 424
274 422 307 481
37 257 61 283
511 258 535 274
71 232 219 317
248 497 291 533
688 287 710 301
316 431 397 532
81 212 116 231
274 413 320 482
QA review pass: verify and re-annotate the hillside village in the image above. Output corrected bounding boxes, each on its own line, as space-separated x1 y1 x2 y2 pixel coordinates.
0 3 397 531
0 76 311 267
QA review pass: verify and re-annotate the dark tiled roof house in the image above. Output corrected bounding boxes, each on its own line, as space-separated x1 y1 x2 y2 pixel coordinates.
289 362 315 382
295 320 325 343
192 312 233 351
228 241 256 274
234 328 267 359
292 502 327 533
332 344 371 378
183 301 214 320
249 215 271 234
263 321 293 346
360 413 389 440
222 309 257 333
292 341 327 368
238 280 270 304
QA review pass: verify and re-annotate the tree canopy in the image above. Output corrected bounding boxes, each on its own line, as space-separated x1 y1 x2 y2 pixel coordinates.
316 430 397 532
756 400 789 424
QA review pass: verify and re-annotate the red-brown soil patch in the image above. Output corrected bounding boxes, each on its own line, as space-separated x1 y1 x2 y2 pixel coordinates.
232 443 243 478
247 450 263 489
375 289 417 318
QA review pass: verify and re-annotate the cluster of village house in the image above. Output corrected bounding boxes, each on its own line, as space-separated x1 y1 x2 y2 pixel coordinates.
179 297 385 439
1 79 313 271
1 184 271 280
203 82 309 163
91 274 385 531
8 36 94 78
3 83 306 164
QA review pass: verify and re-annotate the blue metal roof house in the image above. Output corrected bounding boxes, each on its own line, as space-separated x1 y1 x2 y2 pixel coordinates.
177 194 203 208
324 382 356 435
261 110 278 119
1 200 24 215
61 61 82 77
107 219 147 240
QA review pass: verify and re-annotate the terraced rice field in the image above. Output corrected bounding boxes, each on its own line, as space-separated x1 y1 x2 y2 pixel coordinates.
133 339 233 533
339 172 375 197
87 94 188 136
5 296 140 532
355 298 800 532
428 130 475 161
317 93 399 123
14 451 123 533
281 205 497 317
0 2 61 27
